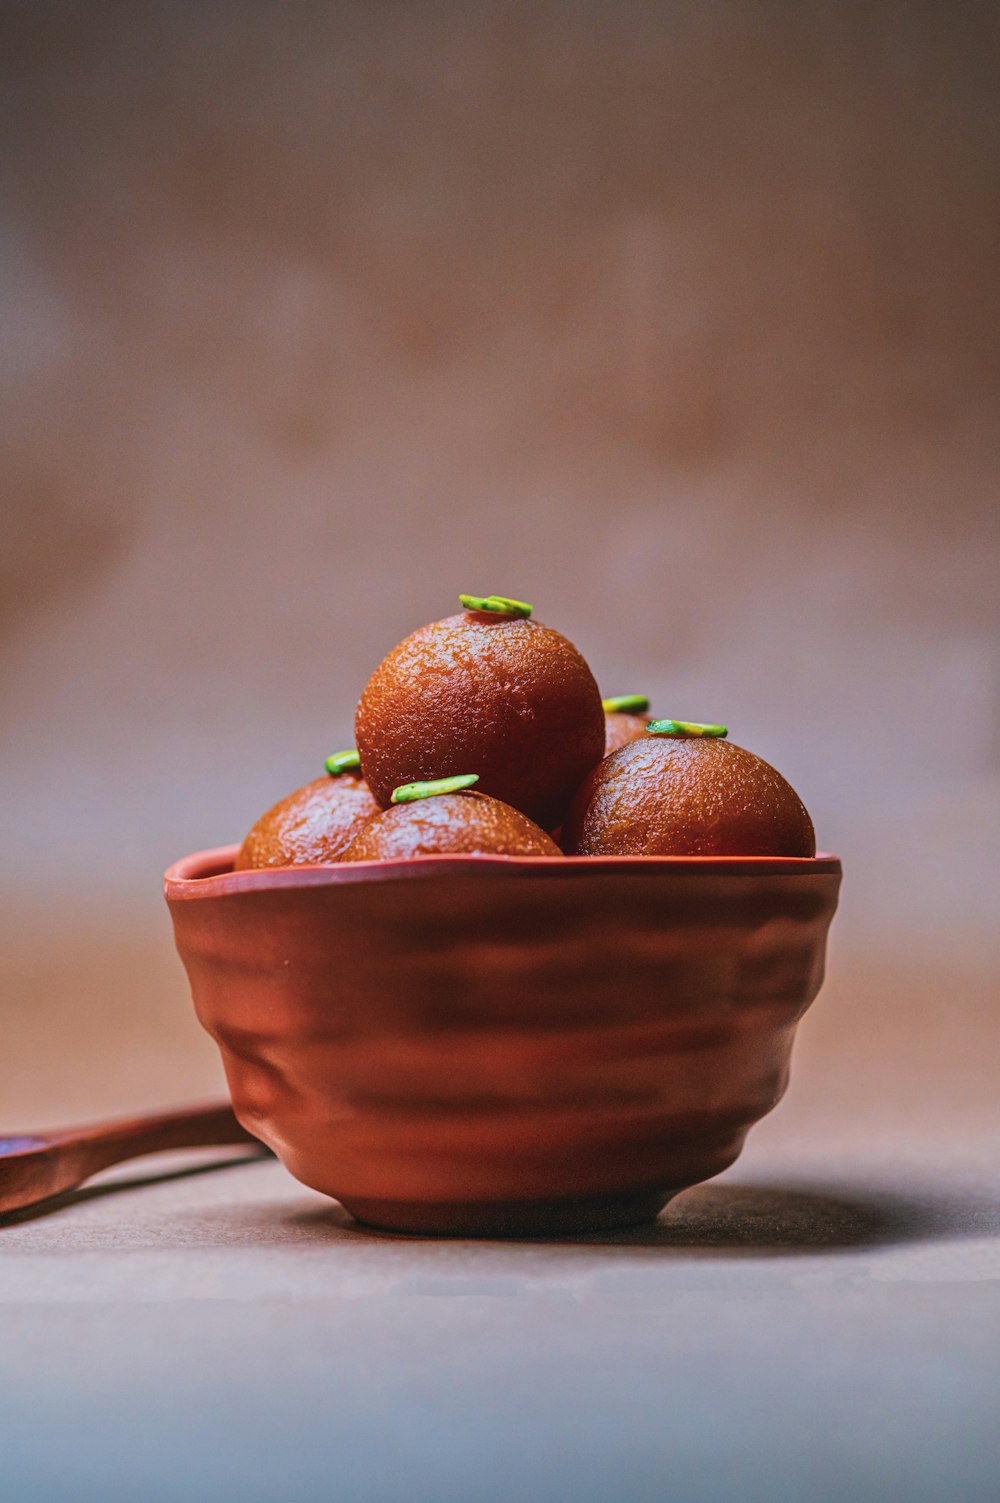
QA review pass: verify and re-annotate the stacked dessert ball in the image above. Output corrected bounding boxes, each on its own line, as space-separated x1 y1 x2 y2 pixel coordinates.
235 594 815 867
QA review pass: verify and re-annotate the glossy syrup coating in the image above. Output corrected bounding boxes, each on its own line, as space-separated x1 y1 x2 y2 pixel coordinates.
355 612 605 828
563 736 816 857
340 791 561 862
603 711 650 756
234 774 380 869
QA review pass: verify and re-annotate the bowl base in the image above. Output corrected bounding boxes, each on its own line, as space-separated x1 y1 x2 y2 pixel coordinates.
339 1188 673 1238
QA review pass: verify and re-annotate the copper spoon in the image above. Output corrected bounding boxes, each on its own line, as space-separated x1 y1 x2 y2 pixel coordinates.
0 1102 266 1217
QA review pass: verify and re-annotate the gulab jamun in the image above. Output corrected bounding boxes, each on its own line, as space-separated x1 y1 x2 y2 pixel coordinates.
563 723 816 857
339 781 560 861
355 596 605 829
602 694 652 756
235 757 379 869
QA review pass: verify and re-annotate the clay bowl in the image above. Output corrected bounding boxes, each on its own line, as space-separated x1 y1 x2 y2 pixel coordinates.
165 847 841 1237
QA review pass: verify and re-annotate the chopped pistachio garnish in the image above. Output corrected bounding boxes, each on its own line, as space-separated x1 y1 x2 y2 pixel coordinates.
459 594 533 619
390 774 481 803
646 720 728 738
601 694 650 715
325 749 362 776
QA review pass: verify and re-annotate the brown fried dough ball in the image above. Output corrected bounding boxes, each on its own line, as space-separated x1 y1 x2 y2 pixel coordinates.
235 773 379 869
339 790 560 862
563 734 815 857
603 711 650 755
355 610 604 828
601 695 653 755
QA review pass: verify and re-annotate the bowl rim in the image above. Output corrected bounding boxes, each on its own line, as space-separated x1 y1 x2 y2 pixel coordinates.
165 844 842 900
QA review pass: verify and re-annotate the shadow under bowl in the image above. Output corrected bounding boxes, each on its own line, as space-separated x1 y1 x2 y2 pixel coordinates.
165 848 841 1237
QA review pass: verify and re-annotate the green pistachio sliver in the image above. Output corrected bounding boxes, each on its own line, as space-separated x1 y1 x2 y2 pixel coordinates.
390 774 480 804
601 694 650 715
325 749 362 776
646 720 728 739
459 594 533 619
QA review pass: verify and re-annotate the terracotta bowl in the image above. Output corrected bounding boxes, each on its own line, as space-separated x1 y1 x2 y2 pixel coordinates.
165 847 841 1237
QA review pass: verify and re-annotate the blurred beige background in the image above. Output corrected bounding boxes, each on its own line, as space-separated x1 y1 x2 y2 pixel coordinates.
2 0 998 1126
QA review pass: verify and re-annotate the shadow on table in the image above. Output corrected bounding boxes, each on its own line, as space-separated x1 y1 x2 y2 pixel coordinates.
292 1178 996 1255
579 1180 963 1252
3 1157 996 1256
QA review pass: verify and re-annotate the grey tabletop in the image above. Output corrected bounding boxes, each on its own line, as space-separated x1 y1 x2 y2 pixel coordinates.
2 949 998 1503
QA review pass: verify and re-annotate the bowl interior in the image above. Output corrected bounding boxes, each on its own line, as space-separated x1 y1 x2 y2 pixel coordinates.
166 843 842 892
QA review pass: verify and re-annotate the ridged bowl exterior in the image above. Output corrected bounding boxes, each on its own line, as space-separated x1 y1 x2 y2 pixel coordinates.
166 848 841 1235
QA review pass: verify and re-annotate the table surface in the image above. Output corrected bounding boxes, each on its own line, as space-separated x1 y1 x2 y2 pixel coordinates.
2 945 998 1503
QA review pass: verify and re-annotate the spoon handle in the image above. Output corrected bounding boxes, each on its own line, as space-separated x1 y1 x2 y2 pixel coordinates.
0 1102 262 1216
